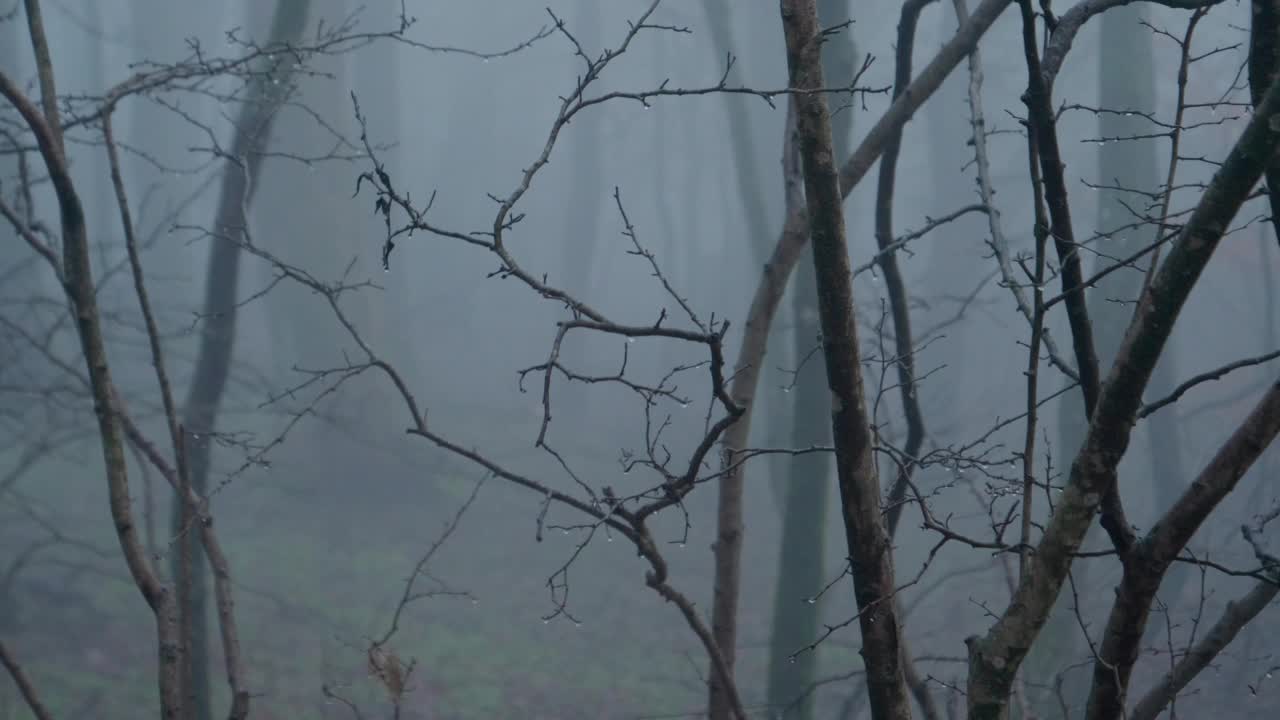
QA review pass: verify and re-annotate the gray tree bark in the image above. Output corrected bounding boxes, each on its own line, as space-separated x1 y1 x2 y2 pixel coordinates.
765 2 854 715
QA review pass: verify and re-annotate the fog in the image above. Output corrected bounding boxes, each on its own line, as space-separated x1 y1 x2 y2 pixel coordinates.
2 1 1278 719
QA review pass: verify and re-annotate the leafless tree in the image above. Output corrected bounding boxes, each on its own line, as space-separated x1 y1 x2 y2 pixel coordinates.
4 1 1279 719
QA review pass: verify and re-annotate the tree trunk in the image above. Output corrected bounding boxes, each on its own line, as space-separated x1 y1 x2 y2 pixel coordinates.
766 1 854 715
171 3 311 717
779 2 914 720
707 3 1015 716
967 43 1280 718
1031 5 1164 716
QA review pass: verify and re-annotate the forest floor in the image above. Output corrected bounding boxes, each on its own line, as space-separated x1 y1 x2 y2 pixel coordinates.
1 449 832 719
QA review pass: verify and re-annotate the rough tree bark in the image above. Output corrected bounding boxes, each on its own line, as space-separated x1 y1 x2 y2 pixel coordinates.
779 3 913 720
765 2 854 716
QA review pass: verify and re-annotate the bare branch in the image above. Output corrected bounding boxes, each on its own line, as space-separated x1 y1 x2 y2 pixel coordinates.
968 34 1280 719
1085 378 1280 719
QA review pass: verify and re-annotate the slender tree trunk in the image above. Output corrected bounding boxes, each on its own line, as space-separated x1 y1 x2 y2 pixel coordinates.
171 4 311 718
780 2 913 719
1 2 185 713
1032 8 1163 715
766 2 854 714
702 1 788 509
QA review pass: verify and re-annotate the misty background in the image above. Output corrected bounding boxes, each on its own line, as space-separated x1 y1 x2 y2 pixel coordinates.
2 0 1278 718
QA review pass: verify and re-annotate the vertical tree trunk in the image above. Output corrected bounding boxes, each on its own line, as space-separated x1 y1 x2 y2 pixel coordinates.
171 4 311 718
709 2 1016 715
701 2 785 506
705 6 781 717
1032 7 1163 715
767 2 854 716
779 3 913 720
250 0 376 514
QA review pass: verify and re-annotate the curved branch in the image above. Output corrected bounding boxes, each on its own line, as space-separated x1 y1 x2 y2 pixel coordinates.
836 0 1013 195
1042 0 1229 88
877 0 935 544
